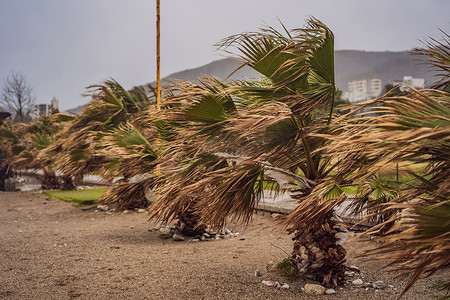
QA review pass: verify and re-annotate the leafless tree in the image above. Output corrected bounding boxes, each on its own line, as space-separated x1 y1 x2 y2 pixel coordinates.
1 71 35 122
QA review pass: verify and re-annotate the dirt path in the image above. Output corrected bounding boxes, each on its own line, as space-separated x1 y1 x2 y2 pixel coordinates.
0 191 447 299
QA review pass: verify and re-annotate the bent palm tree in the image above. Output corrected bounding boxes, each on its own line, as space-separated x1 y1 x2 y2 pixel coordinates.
151 18 348 284
322 34 450 296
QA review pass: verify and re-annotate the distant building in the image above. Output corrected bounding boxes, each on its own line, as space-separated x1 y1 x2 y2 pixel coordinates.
344 78 382 103
391 76 425 91
32 98 59 117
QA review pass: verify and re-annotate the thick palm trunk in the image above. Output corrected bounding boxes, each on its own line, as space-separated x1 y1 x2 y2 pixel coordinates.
290 213 347 287
41 171 60 190
176 203 207 237
61 175 76 190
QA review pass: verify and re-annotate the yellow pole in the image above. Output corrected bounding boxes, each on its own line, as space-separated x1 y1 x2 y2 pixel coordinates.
156 0 161 177
156 0 161 110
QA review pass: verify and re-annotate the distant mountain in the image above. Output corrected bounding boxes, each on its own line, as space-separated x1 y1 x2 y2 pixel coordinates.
66 50 437 112
162 50 437 91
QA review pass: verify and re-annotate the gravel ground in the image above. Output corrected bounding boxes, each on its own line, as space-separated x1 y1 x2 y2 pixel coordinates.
0 191 448 300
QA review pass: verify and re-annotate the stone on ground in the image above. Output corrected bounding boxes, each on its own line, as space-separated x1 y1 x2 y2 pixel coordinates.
304 283 325 295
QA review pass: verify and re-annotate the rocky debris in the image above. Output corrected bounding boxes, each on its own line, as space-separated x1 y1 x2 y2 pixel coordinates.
344 271 355 277
159 227 173 239
325 288 336 295
352 279 364 286
254 270 261 277
372 280 385 289
96 205 109 211
348 265 360 273
172 233 185 241
281 283 290 289
304 283 325 295
262 280 277 287
362 280 392 290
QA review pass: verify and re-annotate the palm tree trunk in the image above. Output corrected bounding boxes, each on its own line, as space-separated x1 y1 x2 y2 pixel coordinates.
41 171 60 190
61 175 76 190
290 212 347 287
176 200 207 236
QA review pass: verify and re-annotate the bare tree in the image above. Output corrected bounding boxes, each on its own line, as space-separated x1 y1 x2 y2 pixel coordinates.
1 71 35 122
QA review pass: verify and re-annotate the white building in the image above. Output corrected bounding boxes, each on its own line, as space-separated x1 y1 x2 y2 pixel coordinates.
33 98 59 117
391 76 425 91
346 78 382 103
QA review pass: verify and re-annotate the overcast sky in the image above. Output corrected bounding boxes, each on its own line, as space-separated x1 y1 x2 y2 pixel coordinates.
0 0 449 110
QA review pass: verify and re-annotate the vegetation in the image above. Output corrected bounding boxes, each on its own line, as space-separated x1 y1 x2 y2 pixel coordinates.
43 188 107 204
0 17 448 297
322 34 450 296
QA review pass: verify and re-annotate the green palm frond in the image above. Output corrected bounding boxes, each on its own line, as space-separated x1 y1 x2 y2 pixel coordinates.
0 128 18 141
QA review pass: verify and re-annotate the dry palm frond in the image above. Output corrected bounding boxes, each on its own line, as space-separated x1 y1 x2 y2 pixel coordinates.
99 177 157 211
320 87 450 295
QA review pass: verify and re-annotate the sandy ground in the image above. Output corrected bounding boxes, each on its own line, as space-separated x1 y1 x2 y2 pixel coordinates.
0 191 448 300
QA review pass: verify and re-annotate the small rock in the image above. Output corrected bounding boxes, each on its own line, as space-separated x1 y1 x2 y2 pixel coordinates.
137 208 145 213
203 233 210 238
271 213 282 219
344 271 355 276
97 205 109 211
233 254 238 259
172 233 185 241
281 283 290 289
191 238 200 242
254 270 261 277
122 210 129 214
224 228 231 234
18 230 23 233
276 283 281 288
162 251 169 254
325 288 336 295
263 280 276 287
349 265 360 272
352 279 364 286
304 283 325 295
388 285 394 288
200 235 206 241
130 226 134 229
266 261 277 272
239 237 245 240
109 246 120 249
159 227 172 239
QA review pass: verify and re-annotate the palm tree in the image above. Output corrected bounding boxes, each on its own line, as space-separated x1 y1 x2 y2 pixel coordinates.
322 34 450 296
45 80 159 209
0 112 75 190
150 18 349 284
47 80 153 180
